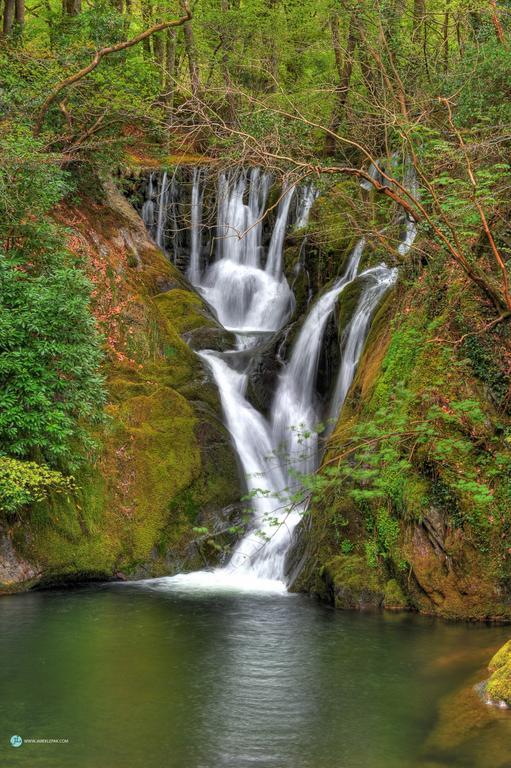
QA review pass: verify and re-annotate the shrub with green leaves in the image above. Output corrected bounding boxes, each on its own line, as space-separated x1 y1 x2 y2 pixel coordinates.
0 128 104 473
0 457 74 515
0 258 104 466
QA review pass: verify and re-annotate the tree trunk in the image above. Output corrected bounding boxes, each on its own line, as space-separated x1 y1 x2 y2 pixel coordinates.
153 30 165 80
63 0 81 16
489 0 506 44
264 0 279 91
141 0 153 57
2 0 15 34
325 9 358 155
220 0 237 123
412 0 425 39
179 0 200 96
14 0 24 28
443 9 449 73
164 27 176 109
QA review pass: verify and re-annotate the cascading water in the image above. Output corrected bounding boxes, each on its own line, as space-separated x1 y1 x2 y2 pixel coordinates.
187 167 205 284
398 162 419 256
140 166 408 590
265 186 295 278
198 350 295 580
271 240 365 482
155 171 169 250
328 265 397 422
141 172 156 233
294 183 319 230
197 170 295 345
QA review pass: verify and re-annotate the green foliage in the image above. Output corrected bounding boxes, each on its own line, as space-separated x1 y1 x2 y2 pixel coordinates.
0 129 70 242
461 333 510 408
0 456 73 515
451 38 511 126
0 259 104 466
340 538 354 555
337 386 497 523
301 294 511 580
375 507 400 557
0 127 104 471
364 540 379 569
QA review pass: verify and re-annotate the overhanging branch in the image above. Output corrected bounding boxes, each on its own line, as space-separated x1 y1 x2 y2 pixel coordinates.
33 3 192 136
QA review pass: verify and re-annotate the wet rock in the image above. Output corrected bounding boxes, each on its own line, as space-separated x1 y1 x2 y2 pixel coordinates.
485 640 511 707
0 531 40 593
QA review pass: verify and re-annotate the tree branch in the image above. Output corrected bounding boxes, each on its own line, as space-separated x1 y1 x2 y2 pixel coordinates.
33 3 192 136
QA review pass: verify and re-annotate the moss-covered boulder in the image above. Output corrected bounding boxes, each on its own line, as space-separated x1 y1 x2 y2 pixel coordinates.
486 641 511 707
0 180 241 592
325 554 385 609
383 578 409 610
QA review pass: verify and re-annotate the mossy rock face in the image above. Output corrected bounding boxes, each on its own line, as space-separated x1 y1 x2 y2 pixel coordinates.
5 182 241 591
283 243 311 318
325 554 385 610
486 640 511 706
383 578 408 610
308 181 359 256
337 277 365 335
154 289 234 352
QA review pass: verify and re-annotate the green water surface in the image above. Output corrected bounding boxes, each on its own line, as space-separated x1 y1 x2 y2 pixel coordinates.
1 580 510 768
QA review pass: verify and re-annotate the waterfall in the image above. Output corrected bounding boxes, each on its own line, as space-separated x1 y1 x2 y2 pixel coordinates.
359 154 419 258
265 186 295 277
215 168 271 268
271 240 365 480
398 162 419 256
197 169 294 342
141 172 156 232
198 351 295 579
155 171 169 250
328 264 397 422
197 237 395 583
187 168 204 284
294 183 318 230
140 166 400 589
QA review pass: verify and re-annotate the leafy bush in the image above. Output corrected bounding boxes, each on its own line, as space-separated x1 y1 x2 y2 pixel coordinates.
0 128 104 472
0 457 74 515
0 258 104 465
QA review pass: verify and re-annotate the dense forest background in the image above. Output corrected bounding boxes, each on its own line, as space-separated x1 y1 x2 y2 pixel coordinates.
1 0 511 607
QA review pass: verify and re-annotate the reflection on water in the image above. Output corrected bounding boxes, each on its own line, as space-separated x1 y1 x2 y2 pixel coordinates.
0 582 509 768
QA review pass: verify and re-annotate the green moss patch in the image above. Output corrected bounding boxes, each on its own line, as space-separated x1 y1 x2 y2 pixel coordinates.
486 640 511 705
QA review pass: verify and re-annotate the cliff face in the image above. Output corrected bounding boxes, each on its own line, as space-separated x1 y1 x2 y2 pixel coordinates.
0 181 241 593
290 232 511 621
